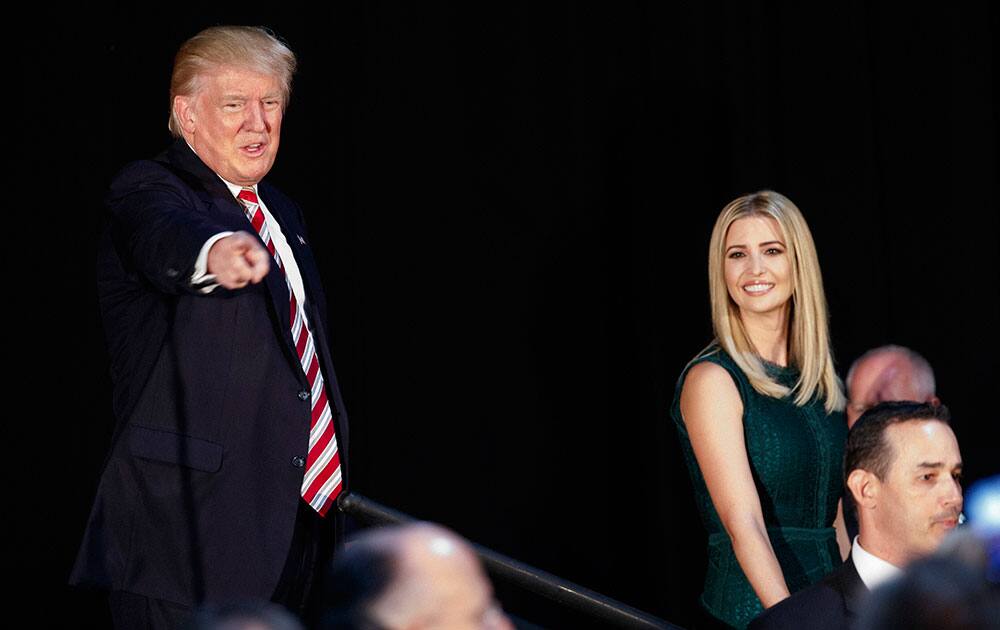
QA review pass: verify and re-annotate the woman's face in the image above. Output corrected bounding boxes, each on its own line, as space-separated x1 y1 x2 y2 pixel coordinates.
723 215 793 321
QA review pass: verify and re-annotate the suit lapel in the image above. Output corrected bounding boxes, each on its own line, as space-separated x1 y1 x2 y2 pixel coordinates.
162 141 300 374
840 556 870 619
258 183 321 309
256 184 342 406
257 183 349 468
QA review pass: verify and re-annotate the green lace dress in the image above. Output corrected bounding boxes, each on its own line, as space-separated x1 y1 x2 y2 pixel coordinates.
671 345 847 629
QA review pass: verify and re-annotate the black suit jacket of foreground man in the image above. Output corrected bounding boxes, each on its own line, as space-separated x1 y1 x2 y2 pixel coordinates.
70 139 349 607
749 557 868 630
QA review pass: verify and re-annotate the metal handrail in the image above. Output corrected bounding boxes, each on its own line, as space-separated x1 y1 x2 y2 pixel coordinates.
337 492 680 629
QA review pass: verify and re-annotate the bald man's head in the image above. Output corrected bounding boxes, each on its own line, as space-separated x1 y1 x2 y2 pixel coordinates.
846 345 939 428
322 523 513 630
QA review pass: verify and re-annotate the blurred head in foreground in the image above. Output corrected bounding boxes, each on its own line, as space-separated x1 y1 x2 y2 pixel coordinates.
321 522 513 630
183 601 304 630
858 532 1000 630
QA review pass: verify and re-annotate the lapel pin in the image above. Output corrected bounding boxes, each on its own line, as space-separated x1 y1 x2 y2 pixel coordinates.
297 235 306 245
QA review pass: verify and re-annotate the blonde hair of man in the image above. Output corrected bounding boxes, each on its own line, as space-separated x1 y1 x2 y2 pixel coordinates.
167 25 297 136
706 190 845 413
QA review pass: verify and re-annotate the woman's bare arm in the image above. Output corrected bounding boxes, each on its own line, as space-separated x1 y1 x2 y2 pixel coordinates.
680 361 790 607
834 499 850 561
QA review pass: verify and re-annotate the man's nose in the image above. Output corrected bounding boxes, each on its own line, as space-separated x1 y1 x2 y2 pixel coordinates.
243 102 267 131
943 476 963 509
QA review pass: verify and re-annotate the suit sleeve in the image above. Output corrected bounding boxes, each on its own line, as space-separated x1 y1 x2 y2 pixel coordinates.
108 160 235 295
748 604 796 630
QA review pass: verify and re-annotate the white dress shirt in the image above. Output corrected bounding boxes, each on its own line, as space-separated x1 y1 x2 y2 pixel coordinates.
852 536 901 591
191 177 309 311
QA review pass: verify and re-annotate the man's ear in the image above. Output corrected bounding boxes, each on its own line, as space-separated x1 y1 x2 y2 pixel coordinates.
173 95 197 135
847 469 879 509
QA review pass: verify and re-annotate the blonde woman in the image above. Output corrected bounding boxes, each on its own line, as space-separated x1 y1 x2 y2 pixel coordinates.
671 191 849 629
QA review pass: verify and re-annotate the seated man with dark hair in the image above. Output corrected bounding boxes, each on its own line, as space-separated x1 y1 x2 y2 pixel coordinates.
320 523 513 630
842 345 941 540
750 401 964 630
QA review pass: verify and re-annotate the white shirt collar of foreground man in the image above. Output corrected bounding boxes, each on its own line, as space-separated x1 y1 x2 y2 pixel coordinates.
852 536 901 591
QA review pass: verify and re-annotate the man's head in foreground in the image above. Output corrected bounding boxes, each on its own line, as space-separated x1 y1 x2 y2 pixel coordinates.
846 401 963 567
857 531 1000 630
183 601 304 630
321 522 513 630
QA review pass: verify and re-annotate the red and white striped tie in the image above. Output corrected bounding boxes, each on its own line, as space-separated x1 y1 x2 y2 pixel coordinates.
237 187 343 516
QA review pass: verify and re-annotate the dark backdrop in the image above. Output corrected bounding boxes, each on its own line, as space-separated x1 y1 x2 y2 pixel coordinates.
14 3 997 628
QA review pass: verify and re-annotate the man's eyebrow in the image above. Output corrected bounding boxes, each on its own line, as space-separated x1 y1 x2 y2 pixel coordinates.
221 93 282 101
916 461 963 470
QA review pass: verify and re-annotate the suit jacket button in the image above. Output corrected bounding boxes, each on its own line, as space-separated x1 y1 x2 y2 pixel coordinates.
291 456 306 468
297 390 310 401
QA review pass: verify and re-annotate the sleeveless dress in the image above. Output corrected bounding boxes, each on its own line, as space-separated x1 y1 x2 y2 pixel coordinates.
671 345 847 629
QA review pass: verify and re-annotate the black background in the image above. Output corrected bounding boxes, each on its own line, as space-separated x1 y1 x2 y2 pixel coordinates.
14 3 998 628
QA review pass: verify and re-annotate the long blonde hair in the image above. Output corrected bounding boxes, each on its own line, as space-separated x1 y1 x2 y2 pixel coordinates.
707 191 845 413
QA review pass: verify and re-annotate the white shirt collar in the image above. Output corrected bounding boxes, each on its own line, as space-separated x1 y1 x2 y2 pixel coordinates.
218 176 256 199
852 536 901 590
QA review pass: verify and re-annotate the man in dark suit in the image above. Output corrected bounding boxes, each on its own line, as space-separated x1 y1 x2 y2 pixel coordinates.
842 346 941 540
750 401 963 630
70 26 349 629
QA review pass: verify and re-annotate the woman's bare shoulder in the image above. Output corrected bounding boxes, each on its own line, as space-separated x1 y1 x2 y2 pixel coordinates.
683 359 738 393
680 360 743 428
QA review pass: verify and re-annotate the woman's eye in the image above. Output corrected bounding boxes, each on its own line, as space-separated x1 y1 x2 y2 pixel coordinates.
765 248 784 255
728 251 745 259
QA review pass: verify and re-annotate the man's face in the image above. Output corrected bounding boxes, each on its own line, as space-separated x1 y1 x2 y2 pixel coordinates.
175 65 284 186
847 353 935 427
847 354 895 427
870 420 963 565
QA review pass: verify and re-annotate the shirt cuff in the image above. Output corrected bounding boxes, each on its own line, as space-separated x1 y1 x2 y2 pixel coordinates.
190 231 235 293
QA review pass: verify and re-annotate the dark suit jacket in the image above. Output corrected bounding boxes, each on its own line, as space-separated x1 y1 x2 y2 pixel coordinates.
748 557 869 630
71 140 349 607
